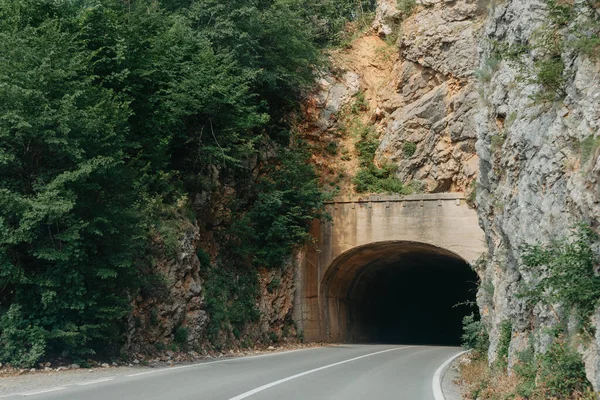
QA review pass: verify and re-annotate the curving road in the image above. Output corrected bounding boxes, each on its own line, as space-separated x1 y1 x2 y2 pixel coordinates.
1 345 461 400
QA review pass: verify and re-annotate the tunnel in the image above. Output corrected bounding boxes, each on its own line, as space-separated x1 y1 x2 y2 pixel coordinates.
320 241 478 345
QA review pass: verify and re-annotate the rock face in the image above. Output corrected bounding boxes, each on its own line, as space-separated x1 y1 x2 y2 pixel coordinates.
474 0 600 389
302 0 484 196
255 263 299 341
126 194 300 353
126 222 207 352
376 0 485 193
372 0 402 37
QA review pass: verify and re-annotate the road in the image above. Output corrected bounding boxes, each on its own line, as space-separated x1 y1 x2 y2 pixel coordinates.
1 345 462 400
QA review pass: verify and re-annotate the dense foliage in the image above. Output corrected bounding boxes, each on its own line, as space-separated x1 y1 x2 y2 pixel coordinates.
461 313 489 355
0 0 369 366
520 224 600 333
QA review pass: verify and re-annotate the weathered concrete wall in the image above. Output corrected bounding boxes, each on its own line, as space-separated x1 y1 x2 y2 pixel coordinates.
296 192 486 342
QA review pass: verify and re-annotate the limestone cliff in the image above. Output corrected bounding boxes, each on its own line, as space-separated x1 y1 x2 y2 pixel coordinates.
302 0 483 196
376 0 484 193
474 0 600 389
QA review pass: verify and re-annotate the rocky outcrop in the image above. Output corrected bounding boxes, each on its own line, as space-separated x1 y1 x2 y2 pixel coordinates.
302 0 484 196
255 263 299 341
372 0 402 37
303 71 361 136
375 0 484 193
475 0 600 389
126 222 207 353
126 193 300 354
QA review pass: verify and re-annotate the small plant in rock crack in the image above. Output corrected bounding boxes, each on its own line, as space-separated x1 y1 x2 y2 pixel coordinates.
402 141 417 157
494 320 512 371
351 91 369 114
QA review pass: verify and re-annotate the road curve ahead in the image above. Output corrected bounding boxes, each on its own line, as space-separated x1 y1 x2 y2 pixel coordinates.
3 345 462 400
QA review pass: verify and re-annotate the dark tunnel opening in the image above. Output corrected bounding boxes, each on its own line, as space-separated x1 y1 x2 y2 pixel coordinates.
345 252 478 346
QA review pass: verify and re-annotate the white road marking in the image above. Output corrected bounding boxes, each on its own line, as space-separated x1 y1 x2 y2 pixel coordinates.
20 387 67 396
76 378 115 386
0 345 336 398
125 347 315 378
227 346 416 400
432 349 469 400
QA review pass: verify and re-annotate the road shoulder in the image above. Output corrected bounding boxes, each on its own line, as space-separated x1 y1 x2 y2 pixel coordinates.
441 353 465 400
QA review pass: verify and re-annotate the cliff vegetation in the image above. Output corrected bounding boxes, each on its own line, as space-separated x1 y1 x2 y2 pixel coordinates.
0 0 374 367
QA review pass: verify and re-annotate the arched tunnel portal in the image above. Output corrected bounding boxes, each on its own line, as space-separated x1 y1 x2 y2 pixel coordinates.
320 241 478 345
295 193 485 344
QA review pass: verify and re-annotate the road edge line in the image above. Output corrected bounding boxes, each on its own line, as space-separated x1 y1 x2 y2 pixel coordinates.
227 346 416 400
432 349 470 400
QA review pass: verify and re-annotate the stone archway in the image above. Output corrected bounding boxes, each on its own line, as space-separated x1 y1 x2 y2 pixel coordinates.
320 241 477 343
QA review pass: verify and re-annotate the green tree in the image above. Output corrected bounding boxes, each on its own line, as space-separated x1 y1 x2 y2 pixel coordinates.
0 1 143 365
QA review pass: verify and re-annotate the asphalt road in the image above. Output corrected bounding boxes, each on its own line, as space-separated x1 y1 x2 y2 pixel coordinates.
2 345 461 400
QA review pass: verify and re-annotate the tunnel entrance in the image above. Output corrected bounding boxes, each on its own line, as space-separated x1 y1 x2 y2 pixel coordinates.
320 241 478 345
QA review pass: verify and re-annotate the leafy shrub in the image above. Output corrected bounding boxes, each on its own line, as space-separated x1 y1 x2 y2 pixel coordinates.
467 180 477 204
196 248 211 267
174 326 189 348
139 271 170 300
461 331 595 399
230 144 324 268
150 308 160 327
461 314 489 355
403 141 417 157
203 260 260 346
490 133 506 152
352 122 408 194
340 147 352 161
514 345 537 397
406 180 424 193
0 305 47 368
514 337 593 399
532 54 566 101
354 123 380 167
520 224 599 333
538 339 591 398
354 165 408 194
475 57 501 82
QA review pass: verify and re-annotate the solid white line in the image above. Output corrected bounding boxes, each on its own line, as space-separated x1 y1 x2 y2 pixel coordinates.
20 387 67 396
227 346 416 400
432 350 469 400
76 378 115 386
125 347 315 378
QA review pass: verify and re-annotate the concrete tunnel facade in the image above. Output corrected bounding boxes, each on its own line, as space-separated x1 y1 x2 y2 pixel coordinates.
294 193 486 344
